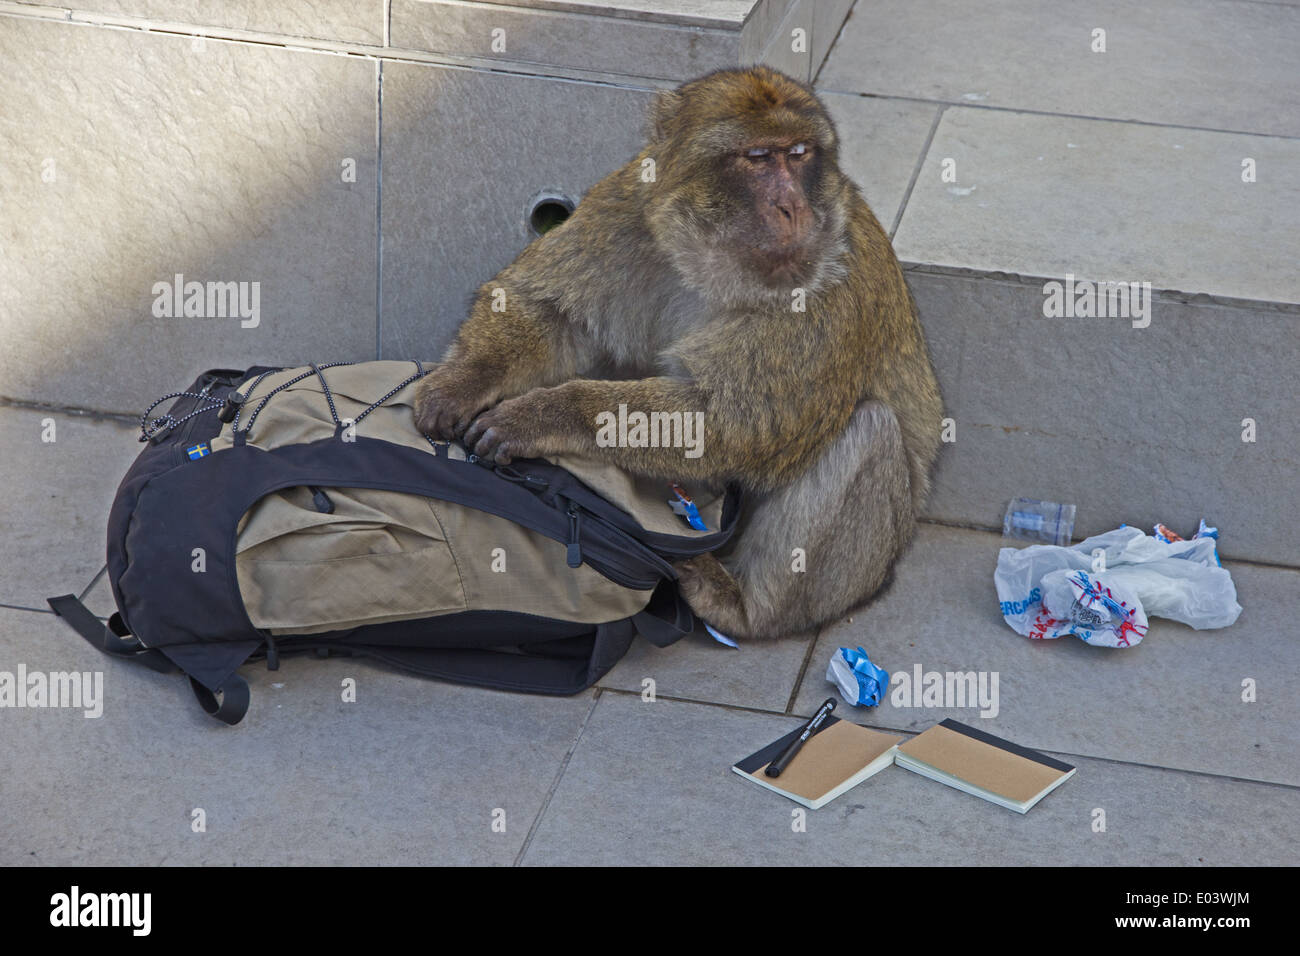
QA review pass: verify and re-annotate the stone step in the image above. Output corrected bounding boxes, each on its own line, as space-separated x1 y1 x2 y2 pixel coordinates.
819 0 1300 138
819 1 1300 566
392 0 854 83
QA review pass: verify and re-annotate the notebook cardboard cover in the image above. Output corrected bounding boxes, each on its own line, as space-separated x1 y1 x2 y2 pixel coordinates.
897 719 1072 803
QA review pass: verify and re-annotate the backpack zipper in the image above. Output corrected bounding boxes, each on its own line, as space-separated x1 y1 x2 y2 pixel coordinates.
554 494 670 587
564 498 582 568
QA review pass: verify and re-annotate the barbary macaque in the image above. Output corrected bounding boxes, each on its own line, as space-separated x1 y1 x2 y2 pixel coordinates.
414 66 943 639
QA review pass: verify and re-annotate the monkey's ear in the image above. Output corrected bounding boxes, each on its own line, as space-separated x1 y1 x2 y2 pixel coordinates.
648 89 683 142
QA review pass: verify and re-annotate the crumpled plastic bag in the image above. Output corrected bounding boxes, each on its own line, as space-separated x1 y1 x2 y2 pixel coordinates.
994 522 1241 647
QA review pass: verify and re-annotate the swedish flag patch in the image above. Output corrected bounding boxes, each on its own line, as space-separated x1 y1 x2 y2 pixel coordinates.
187 443 211 460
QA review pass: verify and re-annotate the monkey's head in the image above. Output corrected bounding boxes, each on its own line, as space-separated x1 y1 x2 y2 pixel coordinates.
645 66 850 305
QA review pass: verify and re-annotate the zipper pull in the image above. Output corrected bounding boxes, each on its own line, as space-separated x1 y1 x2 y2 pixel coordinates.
264 633 280 671
566 502 582 568
309 486 334 514
493 464 550 489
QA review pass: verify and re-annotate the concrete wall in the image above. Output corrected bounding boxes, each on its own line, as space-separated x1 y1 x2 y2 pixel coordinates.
0 0 848 412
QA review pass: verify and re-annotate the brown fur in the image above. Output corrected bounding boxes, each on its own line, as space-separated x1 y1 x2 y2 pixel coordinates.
414 66 943 639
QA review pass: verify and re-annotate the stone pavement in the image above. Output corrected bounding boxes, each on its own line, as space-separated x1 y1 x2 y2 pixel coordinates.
2 404 1295 865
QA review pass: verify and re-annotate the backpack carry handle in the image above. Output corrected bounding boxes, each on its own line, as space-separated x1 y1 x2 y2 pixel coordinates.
631 580 696 647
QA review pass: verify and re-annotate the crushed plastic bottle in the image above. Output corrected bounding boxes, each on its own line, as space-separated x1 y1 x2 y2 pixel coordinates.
1002 497 1076 546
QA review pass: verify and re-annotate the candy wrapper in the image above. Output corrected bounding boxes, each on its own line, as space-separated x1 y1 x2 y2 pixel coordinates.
827 646 890 706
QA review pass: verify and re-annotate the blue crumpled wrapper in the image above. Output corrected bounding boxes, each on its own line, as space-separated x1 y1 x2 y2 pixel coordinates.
826 646 890 707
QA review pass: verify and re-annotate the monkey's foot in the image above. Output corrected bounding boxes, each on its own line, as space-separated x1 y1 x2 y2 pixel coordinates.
462 392 551 465
674 553 751 639
412 375 494 440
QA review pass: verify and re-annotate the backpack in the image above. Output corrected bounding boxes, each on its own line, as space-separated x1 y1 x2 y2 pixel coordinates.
48 361 739 724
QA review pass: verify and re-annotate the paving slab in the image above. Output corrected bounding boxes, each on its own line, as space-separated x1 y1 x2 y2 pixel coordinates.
0 16 379 413
599 622 815 712
894 108 1300 305
0 607 592 866
0 407 138 611
791 524 1299 786
909 270 1300 567
522 691 1300 865
820 93 938 232
10 0 386 44
809 0 854 79
820 0 1300 138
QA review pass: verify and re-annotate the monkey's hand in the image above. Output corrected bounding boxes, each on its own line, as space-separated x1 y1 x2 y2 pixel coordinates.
412 372 497 440
463 389 571 465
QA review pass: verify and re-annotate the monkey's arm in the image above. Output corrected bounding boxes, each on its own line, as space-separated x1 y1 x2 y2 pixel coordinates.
460 281 868 488
462 376 684 468
413 282 583 439
463 371 845 492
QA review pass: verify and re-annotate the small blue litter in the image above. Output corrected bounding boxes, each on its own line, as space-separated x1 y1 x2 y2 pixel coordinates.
826 646 890 707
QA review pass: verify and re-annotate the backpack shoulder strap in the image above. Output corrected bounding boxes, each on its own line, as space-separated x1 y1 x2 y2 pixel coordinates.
48 593 249 725
47 594 175 674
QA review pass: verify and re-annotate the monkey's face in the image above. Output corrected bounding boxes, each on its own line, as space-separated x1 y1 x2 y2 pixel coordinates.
723 139 824 286
647 67 849 304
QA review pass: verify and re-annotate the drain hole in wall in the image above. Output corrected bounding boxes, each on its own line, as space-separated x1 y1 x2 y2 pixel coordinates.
528 196 575 236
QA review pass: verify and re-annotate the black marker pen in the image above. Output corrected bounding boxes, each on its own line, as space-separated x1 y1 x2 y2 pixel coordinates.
765 697 836 778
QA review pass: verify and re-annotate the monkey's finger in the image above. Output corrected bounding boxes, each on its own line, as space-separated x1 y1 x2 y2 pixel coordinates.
463 417 490 449
477 429 518 466
471 427 503 461
416 409 443 439
414 401 450 439
436 409 463 439
454 400 497 438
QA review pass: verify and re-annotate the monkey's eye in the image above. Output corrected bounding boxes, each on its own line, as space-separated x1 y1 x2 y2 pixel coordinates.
745 147 771 159
789 143 810 157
